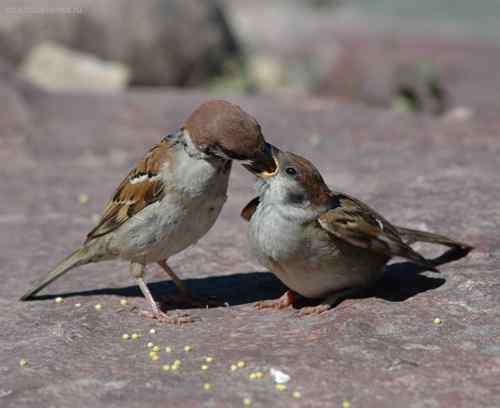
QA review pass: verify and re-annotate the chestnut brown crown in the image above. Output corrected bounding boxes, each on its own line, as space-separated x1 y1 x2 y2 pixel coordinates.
184 100 266 160
274 149 332 207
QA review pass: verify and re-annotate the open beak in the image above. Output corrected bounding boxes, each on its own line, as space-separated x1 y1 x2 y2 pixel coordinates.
243 143 279 177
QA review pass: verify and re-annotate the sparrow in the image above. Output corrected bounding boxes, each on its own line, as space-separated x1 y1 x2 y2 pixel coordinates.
241 145 473 315
20 100 275 323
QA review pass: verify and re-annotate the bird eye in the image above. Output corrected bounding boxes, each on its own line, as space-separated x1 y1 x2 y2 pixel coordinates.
285 167 297 176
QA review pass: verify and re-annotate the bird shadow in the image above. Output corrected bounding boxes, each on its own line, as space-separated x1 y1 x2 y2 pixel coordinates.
372 245 469 302
297 245 467 307
29 272 287 310
27 246 468 309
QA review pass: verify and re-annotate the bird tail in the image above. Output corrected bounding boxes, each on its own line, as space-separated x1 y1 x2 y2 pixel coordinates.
20 247 92 301
396 227 473 251
390 240 440 272
395 226 473 268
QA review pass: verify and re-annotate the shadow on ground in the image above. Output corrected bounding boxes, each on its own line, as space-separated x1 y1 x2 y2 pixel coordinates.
25 261 447 309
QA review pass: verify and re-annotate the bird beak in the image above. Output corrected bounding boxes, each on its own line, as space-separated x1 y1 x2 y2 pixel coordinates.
243 143 279 177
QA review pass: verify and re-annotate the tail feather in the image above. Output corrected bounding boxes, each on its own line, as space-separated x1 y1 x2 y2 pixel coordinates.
20 247 91 301
391 240 439 272
395 226 473 268
396 226 473 251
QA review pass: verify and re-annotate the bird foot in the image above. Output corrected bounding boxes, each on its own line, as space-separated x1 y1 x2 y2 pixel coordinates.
296 304 331 317
141 310 194 324
255 291 295 311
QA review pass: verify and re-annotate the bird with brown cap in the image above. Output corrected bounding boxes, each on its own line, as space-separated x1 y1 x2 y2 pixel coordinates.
242 145 472 315
20 100 275 323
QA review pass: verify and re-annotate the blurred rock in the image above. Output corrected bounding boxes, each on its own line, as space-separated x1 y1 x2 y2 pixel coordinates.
391 61 449 115
248 55 287 91
0 0 240 86
317 42 451 116
0 58 37 138
223 0 500 118
19 42 130 92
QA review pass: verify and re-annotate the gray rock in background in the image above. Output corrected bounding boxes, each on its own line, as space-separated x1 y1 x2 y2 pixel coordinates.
19 42 131 91
222 0 500 117
0 0 240 86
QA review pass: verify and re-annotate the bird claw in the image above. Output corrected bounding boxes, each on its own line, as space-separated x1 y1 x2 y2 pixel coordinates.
255 300 288 310
255 291 294 311
296 304 331 317
141 310 195 324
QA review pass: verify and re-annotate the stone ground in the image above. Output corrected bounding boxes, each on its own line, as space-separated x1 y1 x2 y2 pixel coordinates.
0 83 499 407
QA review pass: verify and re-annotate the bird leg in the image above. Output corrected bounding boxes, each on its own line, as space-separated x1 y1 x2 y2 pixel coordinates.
297 286 366 317
130 262 192 324
255 290 297 311
157 260 222 308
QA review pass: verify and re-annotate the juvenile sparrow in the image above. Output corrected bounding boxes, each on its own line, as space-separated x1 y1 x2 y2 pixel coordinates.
242 145 473 315
20 100 274 322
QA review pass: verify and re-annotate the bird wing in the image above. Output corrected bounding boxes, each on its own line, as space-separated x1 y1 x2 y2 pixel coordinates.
240 196 260 221
86 137 176 242
318 193 436 270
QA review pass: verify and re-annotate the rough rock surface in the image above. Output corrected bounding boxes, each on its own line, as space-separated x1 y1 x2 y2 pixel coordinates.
0 0 239 86
0 79 498 407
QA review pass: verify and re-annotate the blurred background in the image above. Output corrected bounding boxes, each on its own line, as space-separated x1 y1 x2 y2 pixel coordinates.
1 0 500 119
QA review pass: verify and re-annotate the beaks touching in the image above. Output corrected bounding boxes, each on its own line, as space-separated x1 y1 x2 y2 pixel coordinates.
243 143 279 177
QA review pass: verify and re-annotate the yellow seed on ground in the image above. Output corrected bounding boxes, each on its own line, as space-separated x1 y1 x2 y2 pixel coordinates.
292 391 302 399
342 400 351 408
152 346 161 353
162 364 171 372
149 328 156 334
249 372 256 380
78 193 89 204
275 384 287 392
237 361 245 368
165 346 172 353
201 364 209 371
94 304 102 311
173 359 181 366
433 318 442 325
243 397 252 406
171 364 179 371
147 342 154 348
149 351 158 358
120 299 128 306
122 334 130 340
55 297 64 304
203 383 212 391
131 333 140 340
19 359 28 367
205 356 214 363
150 354 159 362
184 345 192 352
230 364 238 372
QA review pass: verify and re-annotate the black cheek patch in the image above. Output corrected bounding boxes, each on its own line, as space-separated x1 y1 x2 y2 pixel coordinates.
287 192 306 204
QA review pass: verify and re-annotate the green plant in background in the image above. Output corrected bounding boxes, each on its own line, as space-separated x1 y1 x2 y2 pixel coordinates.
392 59 449 115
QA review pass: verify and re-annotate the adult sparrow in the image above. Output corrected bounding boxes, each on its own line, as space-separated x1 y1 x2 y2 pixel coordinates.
20 100 275 322
242 145 472 315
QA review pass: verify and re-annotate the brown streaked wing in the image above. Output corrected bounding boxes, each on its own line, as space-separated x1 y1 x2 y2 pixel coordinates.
85 139 174 242
318 193 435 269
